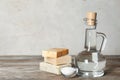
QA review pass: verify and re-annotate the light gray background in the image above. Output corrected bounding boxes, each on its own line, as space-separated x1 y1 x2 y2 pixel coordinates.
0 0 119 55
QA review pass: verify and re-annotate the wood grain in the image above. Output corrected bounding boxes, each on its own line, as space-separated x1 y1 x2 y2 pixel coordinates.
0 55 119 80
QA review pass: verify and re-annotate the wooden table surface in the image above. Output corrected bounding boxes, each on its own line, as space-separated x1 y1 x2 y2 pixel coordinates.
0 55 119 80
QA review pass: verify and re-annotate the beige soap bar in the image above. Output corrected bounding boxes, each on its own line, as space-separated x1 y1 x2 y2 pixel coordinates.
40 62 71 75
44 55 72 65
42 48 69 58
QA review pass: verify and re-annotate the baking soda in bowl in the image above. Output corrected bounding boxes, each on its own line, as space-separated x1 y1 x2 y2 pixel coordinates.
60 67 77 77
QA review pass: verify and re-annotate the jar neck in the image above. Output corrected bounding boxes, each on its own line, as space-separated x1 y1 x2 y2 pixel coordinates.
84 28 97 51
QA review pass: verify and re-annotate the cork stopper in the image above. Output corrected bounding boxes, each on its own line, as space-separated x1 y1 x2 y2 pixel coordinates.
86 12 97 26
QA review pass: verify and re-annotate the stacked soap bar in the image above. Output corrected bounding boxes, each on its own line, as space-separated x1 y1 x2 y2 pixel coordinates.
40 48 72 75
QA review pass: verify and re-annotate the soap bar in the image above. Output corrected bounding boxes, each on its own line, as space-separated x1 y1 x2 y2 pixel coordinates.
44 55 72 65
42 48 68 58
40 62 71 75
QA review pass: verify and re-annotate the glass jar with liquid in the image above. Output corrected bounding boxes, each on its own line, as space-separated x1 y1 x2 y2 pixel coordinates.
76 12 107 77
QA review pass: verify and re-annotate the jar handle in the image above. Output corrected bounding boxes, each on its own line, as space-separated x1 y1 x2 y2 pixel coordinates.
97 32 107 53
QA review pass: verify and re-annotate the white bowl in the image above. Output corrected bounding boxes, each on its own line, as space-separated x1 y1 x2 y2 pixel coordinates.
60 67 78 77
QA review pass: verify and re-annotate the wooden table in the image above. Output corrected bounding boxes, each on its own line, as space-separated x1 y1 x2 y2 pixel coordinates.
0 55 119 80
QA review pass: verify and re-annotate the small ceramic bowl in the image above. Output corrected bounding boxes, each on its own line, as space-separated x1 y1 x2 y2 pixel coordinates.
60 67 78 78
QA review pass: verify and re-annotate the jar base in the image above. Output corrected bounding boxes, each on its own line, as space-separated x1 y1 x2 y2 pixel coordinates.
78 70 104 77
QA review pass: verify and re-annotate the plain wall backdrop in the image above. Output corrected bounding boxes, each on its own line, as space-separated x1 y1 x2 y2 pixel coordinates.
0 0 120 55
